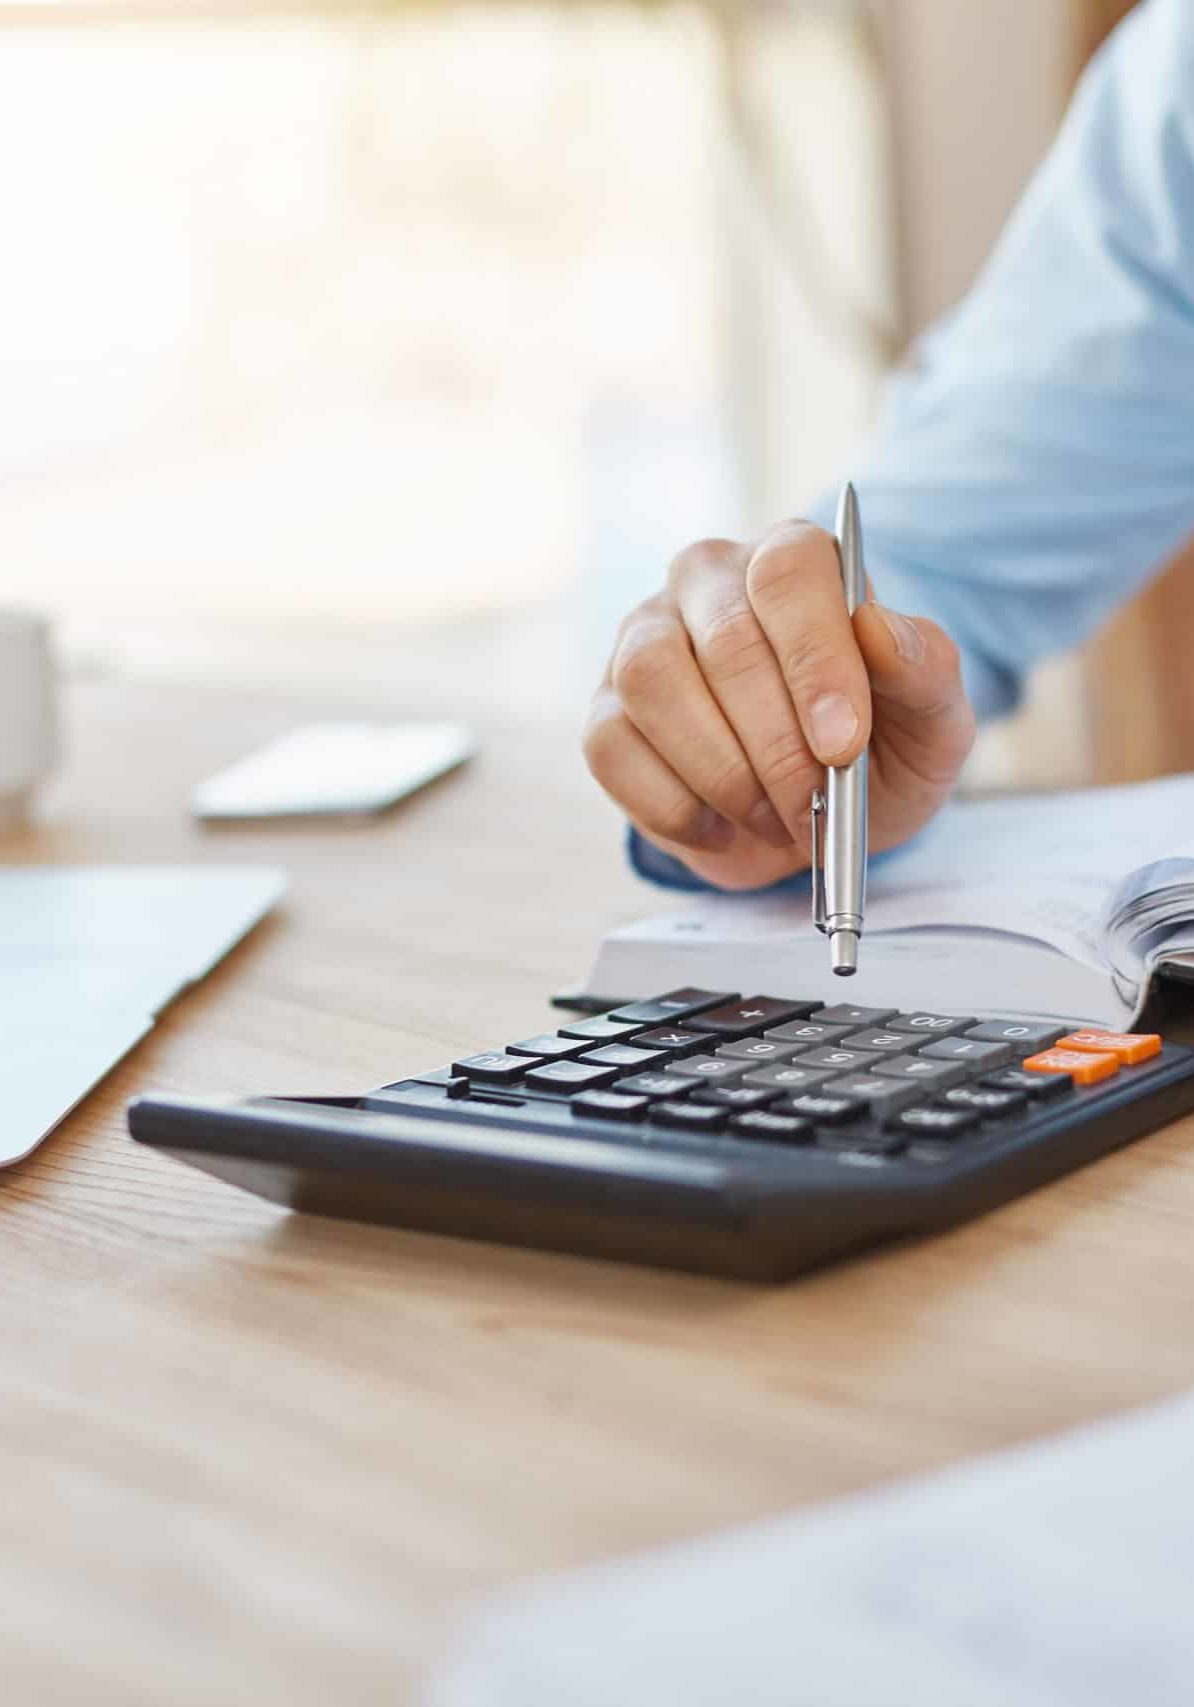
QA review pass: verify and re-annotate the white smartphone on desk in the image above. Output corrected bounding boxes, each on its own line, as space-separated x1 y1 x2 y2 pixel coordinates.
191 721 474 822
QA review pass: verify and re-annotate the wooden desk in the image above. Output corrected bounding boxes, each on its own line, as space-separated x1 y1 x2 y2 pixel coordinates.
6 651 1194 1705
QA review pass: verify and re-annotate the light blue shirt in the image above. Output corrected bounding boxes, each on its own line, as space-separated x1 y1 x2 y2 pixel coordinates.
633 0 1194 892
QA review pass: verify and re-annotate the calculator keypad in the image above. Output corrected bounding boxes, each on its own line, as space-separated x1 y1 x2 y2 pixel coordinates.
387 993 1171 1169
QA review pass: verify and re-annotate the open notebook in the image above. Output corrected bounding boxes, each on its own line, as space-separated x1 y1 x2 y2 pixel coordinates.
580 774 1194 1030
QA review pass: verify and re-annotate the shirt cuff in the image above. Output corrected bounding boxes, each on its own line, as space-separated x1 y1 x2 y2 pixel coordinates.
627 826 812 897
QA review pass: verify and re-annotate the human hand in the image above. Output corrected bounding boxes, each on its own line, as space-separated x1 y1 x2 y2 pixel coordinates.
583 522 976 889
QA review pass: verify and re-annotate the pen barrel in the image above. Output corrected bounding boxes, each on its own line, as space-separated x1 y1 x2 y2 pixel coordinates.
824 749 867 932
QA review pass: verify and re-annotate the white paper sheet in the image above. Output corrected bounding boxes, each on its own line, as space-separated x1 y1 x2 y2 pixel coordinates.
428 1389 1194 1707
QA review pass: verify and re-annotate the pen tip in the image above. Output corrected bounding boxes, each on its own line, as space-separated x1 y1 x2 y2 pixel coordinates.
830 930 859 976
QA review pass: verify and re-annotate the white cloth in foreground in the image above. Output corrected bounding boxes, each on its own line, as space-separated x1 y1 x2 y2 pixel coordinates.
426 1389 1194 1707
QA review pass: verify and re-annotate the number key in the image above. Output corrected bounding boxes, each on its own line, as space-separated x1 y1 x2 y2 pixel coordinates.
964 1019 1067 1050
715 1037 804 1063
663 1055 747 1084
841 1029 915 1054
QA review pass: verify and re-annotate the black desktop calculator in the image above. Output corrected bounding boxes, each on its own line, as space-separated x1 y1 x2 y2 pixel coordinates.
127 988 1194 1281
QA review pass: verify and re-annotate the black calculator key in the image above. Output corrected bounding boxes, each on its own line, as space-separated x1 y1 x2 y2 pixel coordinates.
828 1074 922 1115
573 1090 651 1122
664 1055 747 1084
614 1071 685 1100
743 1063 841 1092
692 1085 779 1111
763 1018 856 1046
689 996 819 1038
608 989 736 1024
841 1029 916 1054
730 1111 812 1143
632 1028 715 1056
507 1034 589 1060
919 1036 1015 1072
887 1012 975 1038
964 1019 1068 1050
557 1016 647 1043
783 1091 865 1126
983 1066 1073 1099
799 1047 872 1073
715 1037 805 1064
896 1105 980 1138
870 1054 968 1090
452 1051 537 1085
578 1044 659 1071
945 1084 1028 1118
815 1003 897 1028
523 1059 622 1092
649 1100 727 1133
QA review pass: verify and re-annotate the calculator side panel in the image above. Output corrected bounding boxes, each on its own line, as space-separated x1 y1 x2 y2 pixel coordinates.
126 1095 911 1282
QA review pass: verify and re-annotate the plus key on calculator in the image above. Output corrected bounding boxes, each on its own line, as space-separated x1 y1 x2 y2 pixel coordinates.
129 988 1194 1282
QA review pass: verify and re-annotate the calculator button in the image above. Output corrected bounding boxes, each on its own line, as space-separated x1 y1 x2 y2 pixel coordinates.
557 1016 647 1043
688 997 820 1037
632 1028 715 1056
608 989 737 1024
869 1055 969 1089
523 1059 622 1092
730 1111 812 1143
692 1085 781 1111
841 1029 915 1054
507 1034 589 1060
742 1063 842 1091
763 1019 856 1045
896 1105 980 1138
577 1044 659 1071
572 1090 651 1122
814 1004 897 1027
649 1100 727 1133
983 1067 1073 1100
664 1055 747 1083
798 1047 872 1072
918 1036 1015 1071
715 1037 805 1063
828 1075 922 1115
964 1019 1067 1049
944 1084 1028 1118
783 1092 865 1126
1057 1030 1162 1066
1021 1047 1119 1086
887 1012 976 1038
613 1072 683 1100
452 1051 537 1085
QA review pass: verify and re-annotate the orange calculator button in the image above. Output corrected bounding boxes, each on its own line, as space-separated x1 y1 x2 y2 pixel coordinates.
1022 1047 1119 1086
1057 1029 1162 1066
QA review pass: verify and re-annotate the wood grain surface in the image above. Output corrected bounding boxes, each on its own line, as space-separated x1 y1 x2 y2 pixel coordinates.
4 654 1194 1705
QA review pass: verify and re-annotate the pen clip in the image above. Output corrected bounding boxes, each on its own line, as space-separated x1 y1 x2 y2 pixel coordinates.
810 788 827 934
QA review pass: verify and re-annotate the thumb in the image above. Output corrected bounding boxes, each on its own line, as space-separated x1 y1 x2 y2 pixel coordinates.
853 602 976 786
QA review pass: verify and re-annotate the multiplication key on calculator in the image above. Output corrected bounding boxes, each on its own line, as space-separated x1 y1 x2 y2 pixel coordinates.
128 989 1194 1281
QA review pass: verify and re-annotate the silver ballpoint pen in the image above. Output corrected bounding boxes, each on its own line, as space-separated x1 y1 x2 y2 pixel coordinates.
811 482 868 976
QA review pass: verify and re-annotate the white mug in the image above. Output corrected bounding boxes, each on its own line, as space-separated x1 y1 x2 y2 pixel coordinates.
0 609 58 830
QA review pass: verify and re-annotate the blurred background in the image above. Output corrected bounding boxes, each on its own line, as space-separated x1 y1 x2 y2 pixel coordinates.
1 0 1161 790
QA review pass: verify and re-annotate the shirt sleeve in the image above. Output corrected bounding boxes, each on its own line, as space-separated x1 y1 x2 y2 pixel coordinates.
813 0 1194 720
633 0 1194 893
